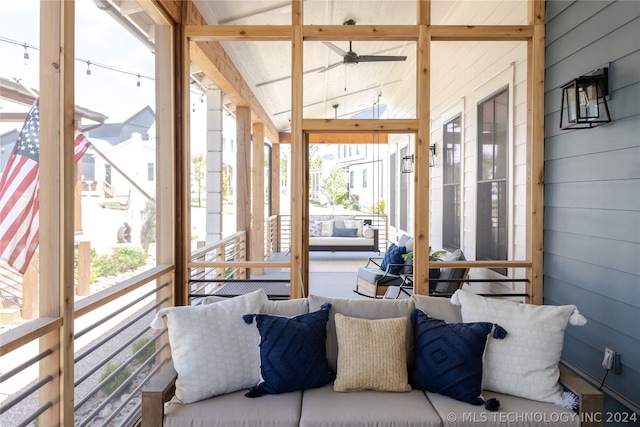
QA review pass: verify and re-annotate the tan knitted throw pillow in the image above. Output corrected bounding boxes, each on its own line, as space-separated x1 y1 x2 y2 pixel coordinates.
333 314 411 392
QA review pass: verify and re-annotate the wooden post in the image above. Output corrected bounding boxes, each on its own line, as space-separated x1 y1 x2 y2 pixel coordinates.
251 122 265 274
236 106 251 277
21 252 39 320
76 241 91 296
75 158 83 232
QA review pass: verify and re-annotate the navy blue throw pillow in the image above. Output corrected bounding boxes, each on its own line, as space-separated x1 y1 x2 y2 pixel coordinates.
243 303 334 396
332 227 358 237
380 243 406 274
410 309 494 405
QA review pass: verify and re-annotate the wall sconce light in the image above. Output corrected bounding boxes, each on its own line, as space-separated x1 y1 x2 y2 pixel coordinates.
429 144 437 167
560 67 611 129
401 154 414 173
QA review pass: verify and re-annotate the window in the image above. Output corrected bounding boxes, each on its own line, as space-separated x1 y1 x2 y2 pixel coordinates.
476 89 508 273
363 169 368 188
148 162 155 181
443 115 461 251
390 152 397 226
349 170 354 188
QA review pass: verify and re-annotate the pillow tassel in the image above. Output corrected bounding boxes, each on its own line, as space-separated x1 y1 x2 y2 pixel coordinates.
320 302 332 311
492 324 508 339
569 309 587 326
244 386 266 398
450 290 461 306
243 314 256 324
484 397 500 411
150 312 165 330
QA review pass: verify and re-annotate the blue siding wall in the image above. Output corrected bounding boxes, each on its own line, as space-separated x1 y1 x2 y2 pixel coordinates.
544 0 640 411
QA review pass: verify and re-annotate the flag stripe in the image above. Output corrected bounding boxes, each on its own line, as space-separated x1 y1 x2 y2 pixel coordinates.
0 98 92 274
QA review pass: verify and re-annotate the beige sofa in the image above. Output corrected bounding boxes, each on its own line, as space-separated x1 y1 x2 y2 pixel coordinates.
142 294 603 427
308 215 379 252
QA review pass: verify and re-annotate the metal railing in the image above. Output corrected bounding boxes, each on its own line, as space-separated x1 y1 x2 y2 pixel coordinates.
0 265 174 427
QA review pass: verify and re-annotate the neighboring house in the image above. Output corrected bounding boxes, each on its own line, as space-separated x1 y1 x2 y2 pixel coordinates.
85 105 155 145
92 131 156 199
82 106 156 186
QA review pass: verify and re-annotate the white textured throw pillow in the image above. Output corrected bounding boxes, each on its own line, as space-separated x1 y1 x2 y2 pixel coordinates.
150 289 266 403
454 289 584 403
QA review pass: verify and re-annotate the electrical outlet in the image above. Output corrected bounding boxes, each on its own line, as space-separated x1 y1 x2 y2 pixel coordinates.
602 348 621 373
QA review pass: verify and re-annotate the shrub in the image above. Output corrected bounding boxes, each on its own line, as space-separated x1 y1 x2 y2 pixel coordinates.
99 362 131 396
132 337 156 364
90 246 148 281
372 198 386 214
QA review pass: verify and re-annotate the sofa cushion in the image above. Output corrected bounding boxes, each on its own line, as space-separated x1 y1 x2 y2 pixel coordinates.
455 289 580 403
309 221 321 237
332 227 358 237
300 384 442 427
152 289 265 404
411 294 462 324
426 390 581 427
333 314 411 392
362 225 375 239
343 219 364 236
397 234 414 252
318 220 334 237
164 388 302 427
243 303 334 396
433 249 465 293
308 295 415 372
381 243 407 274
410 309 494 405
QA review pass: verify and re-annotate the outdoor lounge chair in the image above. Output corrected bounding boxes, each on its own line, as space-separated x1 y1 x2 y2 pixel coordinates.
354 256 412 298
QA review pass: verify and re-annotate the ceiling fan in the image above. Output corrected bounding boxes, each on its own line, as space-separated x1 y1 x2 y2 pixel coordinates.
319 19 407 73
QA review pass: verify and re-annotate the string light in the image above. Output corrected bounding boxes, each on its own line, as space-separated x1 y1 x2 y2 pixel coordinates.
0 36 154 87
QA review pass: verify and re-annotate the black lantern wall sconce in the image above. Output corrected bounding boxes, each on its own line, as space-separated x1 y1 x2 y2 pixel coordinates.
401 144 437 173
560 67 611 130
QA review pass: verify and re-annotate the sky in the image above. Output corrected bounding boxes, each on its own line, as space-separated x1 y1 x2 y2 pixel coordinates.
0 0 156 131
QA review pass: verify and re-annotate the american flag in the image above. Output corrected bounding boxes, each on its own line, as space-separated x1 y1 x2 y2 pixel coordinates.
0 98 92 274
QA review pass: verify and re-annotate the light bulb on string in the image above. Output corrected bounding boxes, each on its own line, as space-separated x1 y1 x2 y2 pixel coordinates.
23 43 29 64
86 61 91 75
136 74 141 87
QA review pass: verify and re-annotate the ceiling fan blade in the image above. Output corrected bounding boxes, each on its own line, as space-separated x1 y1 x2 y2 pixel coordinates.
357 55 408 62
318 61 344 73
322 41 347 58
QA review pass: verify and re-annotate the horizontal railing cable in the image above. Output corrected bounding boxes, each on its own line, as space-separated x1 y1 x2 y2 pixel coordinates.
15 401 52 427
74 298 168 364
76 342 170 427
75 330 168 411
98 349 171 427
0 375 52 415
75 282 168 340
74 326 164 387
0 349 52 384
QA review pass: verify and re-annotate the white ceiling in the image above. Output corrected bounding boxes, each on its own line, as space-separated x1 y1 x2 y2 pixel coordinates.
190 0 527 133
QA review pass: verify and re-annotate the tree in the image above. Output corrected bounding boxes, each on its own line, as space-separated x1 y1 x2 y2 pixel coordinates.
192 153 206 207
320 167 348 207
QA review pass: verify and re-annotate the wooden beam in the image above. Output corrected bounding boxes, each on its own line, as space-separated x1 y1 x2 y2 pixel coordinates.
290 0 307 299
413 10 431 296
279 132 389 144
236 106 252 258
302 118 418 133
431 25 533 41
303 25 419 41
190 41 280 144
527 0 546 305
184 6 280 144
252 122 265 274
186 25 291 41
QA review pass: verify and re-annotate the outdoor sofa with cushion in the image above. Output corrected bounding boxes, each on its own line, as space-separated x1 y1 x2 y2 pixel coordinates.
308 215 379 252
142 289 603 427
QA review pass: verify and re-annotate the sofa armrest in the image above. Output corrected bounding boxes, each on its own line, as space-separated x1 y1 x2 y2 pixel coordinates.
559 365 604 427
142 361 177 427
